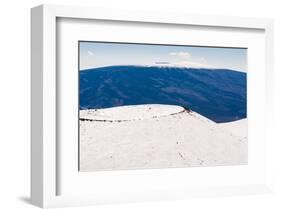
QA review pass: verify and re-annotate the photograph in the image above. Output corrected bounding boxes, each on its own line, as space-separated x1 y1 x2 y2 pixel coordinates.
79 41 247 172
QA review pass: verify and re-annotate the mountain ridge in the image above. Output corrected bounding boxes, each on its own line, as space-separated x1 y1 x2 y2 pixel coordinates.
80 65 246 73
79 65 247 123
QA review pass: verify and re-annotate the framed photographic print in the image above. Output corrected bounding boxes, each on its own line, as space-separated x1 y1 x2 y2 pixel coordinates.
78 41 248 171
31 4 274 208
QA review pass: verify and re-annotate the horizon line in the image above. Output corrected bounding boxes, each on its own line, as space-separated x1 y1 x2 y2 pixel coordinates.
79 64 246 73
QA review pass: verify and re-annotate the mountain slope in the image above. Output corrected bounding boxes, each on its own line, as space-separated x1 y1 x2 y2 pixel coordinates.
79 104 247 171
79 65 247 123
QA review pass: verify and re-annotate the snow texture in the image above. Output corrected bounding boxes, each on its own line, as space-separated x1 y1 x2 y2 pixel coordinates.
79 104 247 172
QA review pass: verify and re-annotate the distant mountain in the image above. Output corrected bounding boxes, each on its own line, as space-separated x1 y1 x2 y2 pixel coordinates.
79 65 247 123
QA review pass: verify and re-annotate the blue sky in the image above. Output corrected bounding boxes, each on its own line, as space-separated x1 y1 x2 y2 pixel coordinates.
79 41 247 72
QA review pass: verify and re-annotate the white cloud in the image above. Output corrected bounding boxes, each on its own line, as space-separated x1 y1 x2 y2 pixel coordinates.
172 61 214 68
199 57 206 62
87 50 94 56
169 51 191 58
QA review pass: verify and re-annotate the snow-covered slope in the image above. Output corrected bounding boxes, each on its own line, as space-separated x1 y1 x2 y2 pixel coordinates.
80 104 186 121
79 104 247 172
219 119 247 140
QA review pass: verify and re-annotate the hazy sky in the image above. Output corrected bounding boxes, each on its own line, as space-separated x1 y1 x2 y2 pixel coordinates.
79 41 247 72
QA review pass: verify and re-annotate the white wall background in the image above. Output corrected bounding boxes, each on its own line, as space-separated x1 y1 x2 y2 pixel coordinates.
0 0 280 212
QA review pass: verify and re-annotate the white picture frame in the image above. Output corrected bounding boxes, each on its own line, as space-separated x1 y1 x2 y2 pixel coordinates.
31 4 274 208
